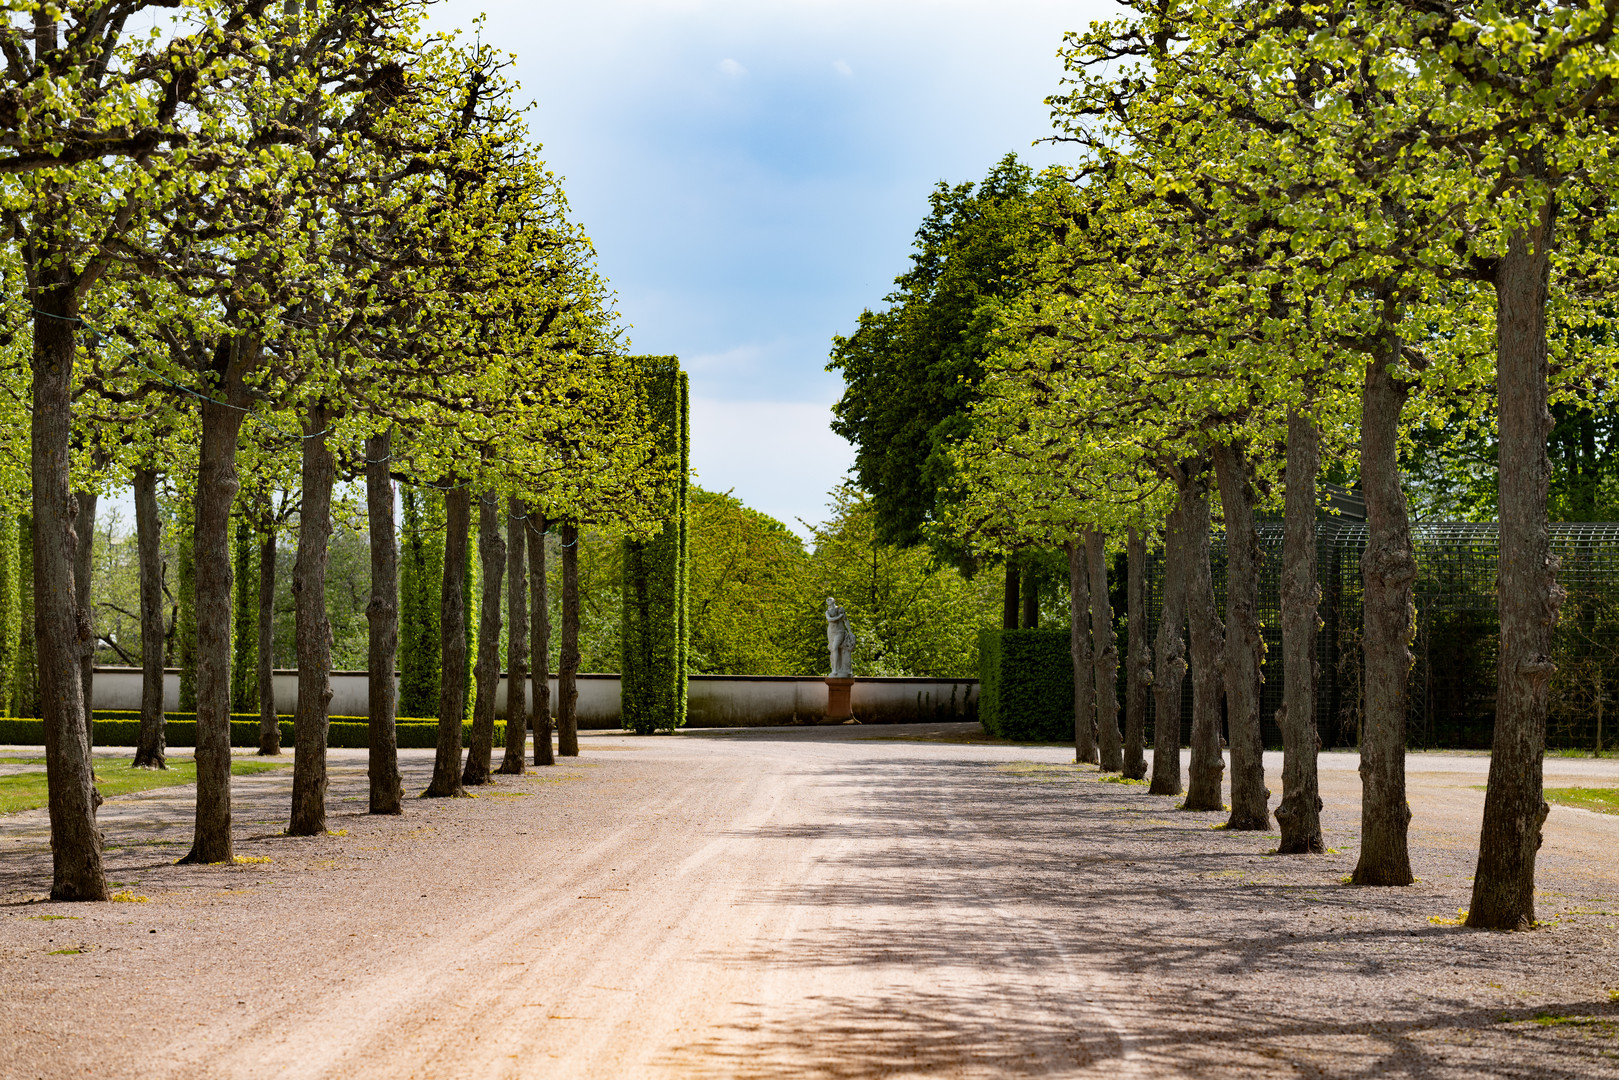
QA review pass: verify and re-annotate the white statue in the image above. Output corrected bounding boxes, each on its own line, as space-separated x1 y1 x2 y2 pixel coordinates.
826 597 855 678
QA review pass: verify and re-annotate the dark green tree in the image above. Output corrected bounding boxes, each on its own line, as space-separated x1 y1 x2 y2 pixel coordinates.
828 153 1044 552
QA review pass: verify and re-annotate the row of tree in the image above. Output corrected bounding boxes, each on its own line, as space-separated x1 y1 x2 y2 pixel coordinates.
0 2 682 903
838 0 1619 931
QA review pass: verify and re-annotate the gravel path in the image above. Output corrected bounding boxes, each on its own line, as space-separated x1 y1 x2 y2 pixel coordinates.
2 726 1618 1078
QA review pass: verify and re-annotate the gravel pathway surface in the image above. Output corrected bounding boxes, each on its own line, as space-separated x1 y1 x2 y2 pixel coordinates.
2 725 1618 1078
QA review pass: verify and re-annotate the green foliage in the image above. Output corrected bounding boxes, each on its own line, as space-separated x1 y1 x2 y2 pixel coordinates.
977 628 1073 742
231 519 257 713
686 488 812 675
829 154 1047 553
621 358 690 735
799 488 1003 677
399 487 445 717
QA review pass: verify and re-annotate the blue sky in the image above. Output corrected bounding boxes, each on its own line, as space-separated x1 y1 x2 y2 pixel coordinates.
428 0 1113 534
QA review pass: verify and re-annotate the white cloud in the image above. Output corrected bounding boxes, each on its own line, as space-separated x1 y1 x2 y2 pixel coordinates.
718 57 747 77
832 59 854 78
690 397 853 537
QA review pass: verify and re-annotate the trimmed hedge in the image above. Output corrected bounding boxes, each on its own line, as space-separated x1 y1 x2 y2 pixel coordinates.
0 715 498 750
621 356 690 735
978 627 1074 742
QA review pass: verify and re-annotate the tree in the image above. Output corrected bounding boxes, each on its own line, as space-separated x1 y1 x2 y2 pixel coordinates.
830 155 1044 553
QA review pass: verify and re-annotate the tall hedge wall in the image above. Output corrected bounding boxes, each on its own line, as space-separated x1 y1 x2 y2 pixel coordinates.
621 356 690 735
0 513 16 717
978 627 1074 742
399 486 445 718
231 519 258 713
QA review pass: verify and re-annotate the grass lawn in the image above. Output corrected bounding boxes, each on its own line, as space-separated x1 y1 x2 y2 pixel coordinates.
0 758 292 816
1544 787 1619 816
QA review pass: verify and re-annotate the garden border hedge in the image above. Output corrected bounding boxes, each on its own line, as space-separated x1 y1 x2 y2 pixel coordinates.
978 627 1074 742
0 715 497 750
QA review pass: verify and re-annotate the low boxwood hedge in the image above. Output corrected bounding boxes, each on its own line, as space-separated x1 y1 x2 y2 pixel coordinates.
0 715 502 750
978 627 1074 742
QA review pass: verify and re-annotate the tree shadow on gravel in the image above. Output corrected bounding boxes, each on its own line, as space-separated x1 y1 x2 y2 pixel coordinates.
695 754 1619 1079
658 984 1116 1079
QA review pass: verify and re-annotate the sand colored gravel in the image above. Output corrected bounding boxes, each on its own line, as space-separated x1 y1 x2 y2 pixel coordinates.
2 726 1617 1078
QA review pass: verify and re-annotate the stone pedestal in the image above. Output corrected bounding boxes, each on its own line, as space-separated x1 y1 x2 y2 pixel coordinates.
825 677 855 723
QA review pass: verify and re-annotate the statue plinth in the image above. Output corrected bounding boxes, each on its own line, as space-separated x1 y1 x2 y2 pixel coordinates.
825 677 855 723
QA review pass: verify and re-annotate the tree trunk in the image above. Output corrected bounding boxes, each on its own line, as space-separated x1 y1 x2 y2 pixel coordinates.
529 515 554 767
180 337 251 866
424 485 471 797
133 468 167 769
365 432 402 815
558 521 580 758
1212 441 1270 830
1021 562 1039 629
1182 469 1226 812
1469 212 1562 930
1067 539 1098 765
73 489 96 743
1277 408 1324 853
1351 337 1417 886
463 494 506 786
1088 530 1123 772
499 498 528 774
1002 564 1019 631
256 528 279 755
288 403 335 837
1124 527 1150 781
31 279 107 899
1151 504 1189 797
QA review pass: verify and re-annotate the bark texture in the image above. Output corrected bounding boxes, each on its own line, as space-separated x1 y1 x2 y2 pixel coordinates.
1469 213 1562 930
1352 341 1417 886
529 515 554 767
256 529 279 755
424 486 471 797
289 404 335 837
365 432 402 815
1088 530 1123 773
1182 471 1226 812
1002 565 1019 631
1212 442 1270 830
73 489 96 742
1067 540 1098 765
1123 527 1150 781
463 495 506 786
499 499 528 775
1277 409 1324 854
133 468 167 770
181 338 251 866
31 281 107 899
558 522 580 758
1021 565 1039 629
1150 504 1189 797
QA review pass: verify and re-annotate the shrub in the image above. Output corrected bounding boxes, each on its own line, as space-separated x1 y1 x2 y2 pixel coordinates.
978 627 1073 742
